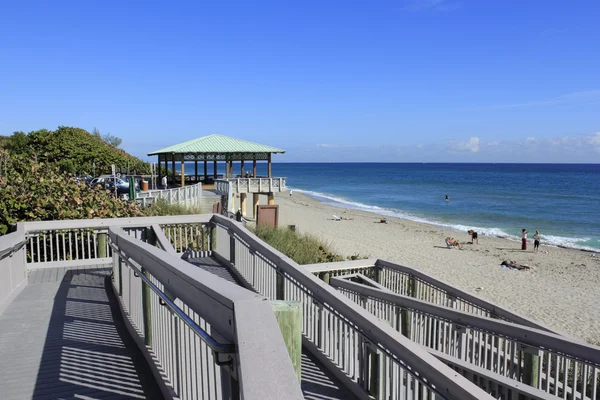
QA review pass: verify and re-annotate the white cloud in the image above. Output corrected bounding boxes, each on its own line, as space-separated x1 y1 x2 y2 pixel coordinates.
588 132 600 153
317 144 339 148
526 137 536 143
588 132 600 146
451 136 480 153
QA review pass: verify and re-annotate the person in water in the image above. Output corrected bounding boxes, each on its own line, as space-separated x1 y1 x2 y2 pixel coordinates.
521 228 528 250
445 194 449 201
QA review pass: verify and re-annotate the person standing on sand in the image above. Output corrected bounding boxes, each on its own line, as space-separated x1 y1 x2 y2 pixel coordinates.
521 228 528 250
161 175 168 190
533 230 541 252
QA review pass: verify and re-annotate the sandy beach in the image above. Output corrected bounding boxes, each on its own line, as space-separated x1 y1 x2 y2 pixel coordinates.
259 192 600 343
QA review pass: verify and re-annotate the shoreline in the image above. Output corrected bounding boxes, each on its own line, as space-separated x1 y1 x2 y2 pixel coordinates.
290 188 600 253
269 191 600 343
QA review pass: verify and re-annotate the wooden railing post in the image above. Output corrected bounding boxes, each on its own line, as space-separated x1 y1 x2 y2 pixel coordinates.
400 275 415 337
272 300 302 382
209 226 215 251
142 227 156 347
276 268 285 300
522 347 540 388
366 344 380 397
229 232 235 264
97 232 107 258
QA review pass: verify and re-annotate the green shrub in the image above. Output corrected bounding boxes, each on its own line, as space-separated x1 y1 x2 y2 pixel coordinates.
5 126 150 175
253 226 367 265
0 152 145 234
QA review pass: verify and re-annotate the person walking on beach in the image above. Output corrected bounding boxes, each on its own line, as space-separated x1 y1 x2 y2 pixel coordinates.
521 228 528 250
533 230 541 252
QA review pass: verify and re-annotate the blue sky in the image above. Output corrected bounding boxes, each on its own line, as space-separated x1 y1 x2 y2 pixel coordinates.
1 0 599 162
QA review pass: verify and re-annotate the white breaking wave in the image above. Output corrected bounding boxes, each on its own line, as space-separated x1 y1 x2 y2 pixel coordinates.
291 188 599 251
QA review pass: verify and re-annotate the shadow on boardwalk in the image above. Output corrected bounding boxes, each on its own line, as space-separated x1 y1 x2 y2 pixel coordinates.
0 267 163 400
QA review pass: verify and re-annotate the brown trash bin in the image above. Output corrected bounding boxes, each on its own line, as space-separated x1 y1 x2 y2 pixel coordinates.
141 180 149 191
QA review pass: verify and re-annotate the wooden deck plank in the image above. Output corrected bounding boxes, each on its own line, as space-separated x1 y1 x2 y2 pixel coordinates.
0 265 163 400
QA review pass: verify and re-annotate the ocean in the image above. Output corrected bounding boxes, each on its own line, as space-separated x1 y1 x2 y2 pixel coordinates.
174 162 600 251
274 163 600 252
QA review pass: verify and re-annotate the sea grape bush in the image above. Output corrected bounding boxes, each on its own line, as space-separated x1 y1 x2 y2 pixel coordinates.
0 152 145 235
3 126 149 175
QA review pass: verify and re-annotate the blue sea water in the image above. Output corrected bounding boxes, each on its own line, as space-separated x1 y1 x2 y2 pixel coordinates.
173 162 600 250
273 163 600 251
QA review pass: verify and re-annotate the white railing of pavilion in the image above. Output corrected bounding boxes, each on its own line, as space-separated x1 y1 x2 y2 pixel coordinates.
214 177 287 194
109 224 303 400
210 214 493 400
136 182 203 207
331 276 600 400
0 223 27 313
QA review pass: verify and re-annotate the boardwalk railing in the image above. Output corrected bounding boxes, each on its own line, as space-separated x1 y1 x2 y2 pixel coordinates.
214 177 286 195
306 259 555 332
136 182 203 207
11 214 591 400
109 224 303 400
0 223 27 313
331 276 600 400
210 215 493 400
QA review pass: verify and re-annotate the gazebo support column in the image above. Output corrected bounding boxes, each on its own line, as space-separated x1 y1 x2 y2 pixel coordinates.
225 159 230 179
240 193 247 217
157 155 161 179
253 159 257 177
194 157 198 184
180 160 185 187
171 154 175 185
230 192 236 213
253 194 260 219
204 161 208 181
229 160 234 178
240 160 244 177
268 192 275 205
268 153 272 178
213 160 217 179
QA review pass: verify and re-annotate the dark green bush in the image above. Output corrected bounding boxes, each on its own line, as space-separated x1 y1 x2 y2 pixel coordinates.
0 152 145 234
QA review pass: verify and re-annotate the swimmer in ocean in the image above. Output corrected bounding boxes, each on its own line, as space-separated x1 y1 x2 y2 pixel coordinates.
445 194 449 201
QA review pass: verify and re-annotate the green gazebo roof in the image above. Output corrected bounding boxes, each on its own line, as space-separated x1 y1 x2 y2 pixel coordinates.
148 134 285 156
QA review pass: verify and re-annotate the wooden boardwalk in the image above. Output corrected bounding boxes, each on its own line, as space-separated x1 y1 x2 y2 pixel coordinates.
0 266 163 400
187 256 356 400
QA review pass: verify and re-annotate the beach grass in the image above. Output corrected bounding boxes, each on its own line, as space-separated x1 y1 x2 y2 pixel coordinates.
145 198 203 216
253 226 366 265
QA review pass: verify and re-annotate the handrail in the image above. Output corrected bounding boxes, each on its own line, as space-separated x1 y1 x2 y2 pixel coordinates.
330 276 600 367
376 259 556 333
22 214 212 232
210 214 493 400
0 235 27 259
110 241 234 354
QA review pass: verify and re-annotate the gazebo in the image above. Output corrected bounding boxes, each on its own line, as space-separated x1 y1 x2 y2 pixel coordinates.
148 134 287 217
148 134 285 186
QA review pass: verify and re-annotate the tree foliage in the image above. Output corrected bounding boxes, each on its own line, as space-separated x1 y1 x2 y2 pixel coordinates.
3 126 148 175
0 151 145 235
92 127 123 147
